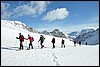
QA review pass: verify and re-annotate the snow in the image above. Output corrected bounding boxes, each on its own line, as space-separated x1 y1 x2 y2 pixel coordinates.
1 20 99 66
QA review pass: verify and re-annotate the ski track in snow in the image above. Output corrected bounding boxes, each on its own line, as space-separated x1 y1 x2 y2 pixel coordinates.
52 53 60 66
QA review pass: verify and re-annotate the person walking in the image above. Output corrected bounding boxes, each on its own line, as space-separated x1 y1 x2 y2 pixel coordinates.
38 35 45 48
86 42 87 46
51 38 55 48
16 33 24 50
73 40 76 47
25 34 34 49
79 41 81 46
61 39 65 48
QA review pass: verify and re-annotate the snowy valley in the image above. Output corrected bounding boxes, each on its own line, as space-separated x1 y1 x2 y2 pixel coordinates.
1 20 99 66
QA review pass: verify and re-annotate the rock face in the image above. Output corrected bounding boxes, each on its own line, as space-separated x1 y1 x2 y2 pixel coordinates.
39 30 50 35
50 29 66 38
39 29 66 38
23 26 37 33
68 29 95 39
74 28 99 45
78 29 94 36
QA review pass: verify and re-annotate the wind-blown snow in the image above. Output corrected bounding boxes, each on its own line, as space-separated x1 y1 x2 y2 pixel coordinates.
1 20 99 66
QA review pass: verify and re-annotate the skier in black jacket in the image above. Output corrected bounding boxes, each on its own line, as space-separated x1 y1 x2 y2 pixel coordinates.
38 35 45 48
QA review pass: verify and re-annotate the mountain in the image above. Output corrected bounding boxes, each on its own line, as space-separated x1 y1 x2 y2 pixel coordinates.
1 20 37 33
68 29 95 38
39 29 67 38
67 31 79 39
78 29 94 36
68 31 78 36
74 28 99 45
38 30 50 35
50 29 66 38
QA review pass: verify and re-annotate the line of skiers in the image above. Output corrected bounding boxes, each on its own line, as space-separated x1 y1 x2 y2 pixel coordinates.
16 33 66 50
74 40 88 46
16 33 89 50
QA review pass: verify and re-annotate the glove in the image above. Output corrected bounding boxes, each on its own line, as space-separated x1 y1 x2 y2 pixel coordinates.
16 37 18 39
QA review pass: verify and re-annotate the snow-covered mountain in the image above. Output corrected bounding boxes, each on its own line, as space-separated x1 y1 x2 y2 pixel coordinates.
67 31 79 39
74 28 99 45
68 29 95 38
50 29 66 38
38 30 50 35
1 20 37 33
78 29 94 36
1 20 99 66
39 29 67 38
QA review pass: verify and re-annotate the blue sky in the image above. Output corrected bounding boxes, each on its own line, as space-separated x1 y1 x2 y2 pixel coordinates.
1 1 99 33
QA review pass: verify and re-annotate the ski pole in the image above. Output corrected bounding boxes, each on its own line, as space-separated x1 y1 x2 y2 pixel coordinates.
38 41 40 47
15 39 17 47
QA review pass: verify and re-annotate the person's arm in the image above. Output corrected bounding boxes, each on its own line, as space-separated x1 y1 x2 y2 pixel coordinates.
26 38 28 40
25 37 29 40
38 38 40 42
44 37 45 39
16 37 19 39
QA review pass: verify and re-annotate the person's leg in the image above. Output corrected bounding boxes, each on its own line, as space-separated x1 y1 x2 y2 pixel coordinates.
53 43 55 48
74 44 76 47
30 42 33 49
19 42 21 49
61 44 63 48
64 44 65 48
40 42 42 48
21 42 23 49
54 43 55 48
20 41 23 49
41 41 44 48
29 43 31 49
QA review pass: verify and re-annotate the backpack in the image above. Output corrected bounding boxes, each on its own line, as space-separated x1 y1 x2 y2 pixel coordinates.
22 35 24 42
52 38 55 43
32 37 34 42
41 36 45 42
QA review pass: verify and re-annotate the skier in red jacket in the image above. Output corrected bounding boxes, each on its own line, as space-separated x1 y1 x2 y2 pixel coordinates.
25 34 33 49
16 33 24 50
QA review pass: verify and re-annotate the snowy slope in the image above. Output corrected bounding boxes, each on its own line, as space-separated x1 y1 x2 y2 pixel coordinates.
1 20 37 33
1 20 99 66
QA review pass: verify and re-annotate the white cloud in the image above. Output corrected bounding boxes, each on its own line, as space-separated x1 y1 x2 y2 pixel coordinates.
13 5 36 17
1 2 11 19
33 1 51 15
1 2 10 11
1 1 51 19
1 11 12 19
42 8 69 21
13 1 51 17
